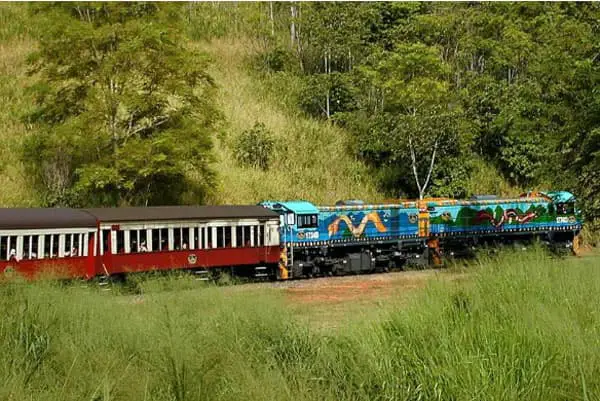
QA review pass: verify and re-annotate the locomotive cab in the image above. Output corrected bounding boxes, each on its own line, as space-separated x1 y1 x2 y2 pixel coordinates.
259 200 320 244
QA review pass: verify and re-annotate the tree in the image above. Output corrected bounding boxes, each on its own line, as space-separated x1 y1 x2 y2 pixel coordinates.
23 3 220 207
344 42 470 199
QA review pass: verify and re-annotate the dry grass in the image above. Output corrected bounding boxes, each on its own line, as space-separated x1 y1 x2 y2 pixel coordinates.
198 38 382 205
0 36 38 207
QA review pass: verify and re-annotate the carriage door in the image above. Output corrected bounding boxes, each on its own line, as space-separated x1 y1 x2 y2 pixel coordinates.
100 228 113 275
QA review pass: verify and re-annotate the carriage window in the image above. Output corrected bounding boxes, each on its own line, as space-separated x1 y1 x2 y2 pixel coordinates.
1 236 9 260
160 228 168 251
116 230 125 254
236 226 243 248
174 228 182 250
243 226 251 247
128 231 137 253
72 234 80 257
141 230 147 251
44 234 59 258
44 235 50 258
151 229 161 252
65 234 72 256
206 227 213 248
225 227 232 248
102 229 110 255
297 214 318 229
182 228 190 250
216 227 225 248
194 227 200 249
23 235 31 259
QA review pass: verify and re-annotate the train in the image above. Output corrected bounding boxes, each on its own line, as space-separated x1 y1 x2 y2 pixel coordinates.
0 191 583 281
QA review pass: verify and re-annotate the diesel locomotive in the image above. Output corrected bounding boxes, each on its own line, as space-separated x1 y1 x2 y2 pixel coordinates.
0 191 583 281
261 191 582 279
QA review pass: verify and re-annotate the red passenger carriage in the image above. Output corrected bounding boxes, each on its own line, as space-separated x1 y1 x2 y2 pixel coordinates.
0 206 281 280
0 209 97 279
85 206 281 279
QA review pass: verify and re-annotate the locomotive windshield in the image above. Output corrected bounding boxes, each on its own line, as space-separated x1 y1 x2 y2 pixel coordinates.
297 214 318 229
557 202 575 215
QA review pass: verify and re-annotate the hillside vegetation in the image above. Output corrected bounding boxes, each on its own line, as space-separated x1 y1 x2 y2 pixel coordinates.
0 3 598 227
0 3 380 207
199 38 381 204
1 250 600 400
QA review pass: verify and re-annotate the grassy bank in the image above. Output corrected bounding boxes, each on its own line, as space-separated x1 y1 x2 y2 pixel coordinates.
1 250 599 400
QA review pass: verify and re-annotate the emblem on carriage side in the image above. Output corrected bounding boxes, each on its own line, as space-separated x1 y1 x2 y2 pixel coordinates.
408 214 418 224
187 254 197 264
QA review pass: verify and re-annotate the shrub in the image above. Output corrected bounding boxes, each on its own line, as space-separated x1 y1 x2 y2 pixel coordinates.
233 122 275 170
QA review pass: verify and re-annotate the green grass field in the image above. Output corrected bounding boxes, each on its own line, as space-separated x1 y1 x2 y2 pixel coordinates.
1 249 599 401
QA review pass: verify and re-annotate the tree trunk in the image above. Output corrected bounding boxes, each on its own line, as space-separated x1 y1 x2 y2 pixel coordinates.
290 5 296 48
409 135 439 200
325 51 330 120
269 2 275 36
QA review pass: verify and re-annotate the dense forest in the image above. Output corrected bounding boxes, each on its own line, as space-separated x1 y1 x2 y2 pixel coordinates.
0 2 599 225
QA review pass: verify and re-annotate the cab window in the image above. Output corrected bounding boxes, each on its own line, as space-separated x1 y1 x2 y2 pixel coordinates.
557 203 575 215
297 214 318 229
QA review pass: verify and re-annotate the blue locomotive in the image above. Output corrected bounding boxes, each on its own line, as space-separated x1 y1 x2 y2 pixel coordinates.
261 191 583 279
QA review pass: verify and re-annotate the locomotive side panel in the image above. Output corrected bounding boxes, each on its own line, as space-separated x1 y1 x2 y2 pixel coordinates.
318 205 420 244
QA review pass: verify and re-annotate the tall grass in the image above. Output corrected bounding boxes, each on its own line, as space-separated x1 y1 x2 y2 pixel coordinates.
1 250 599 400
0 4 38 207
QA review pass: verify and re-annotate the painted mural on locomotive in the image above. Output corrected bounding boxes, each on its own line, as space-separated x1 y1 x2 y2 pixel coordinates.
427 191 582 235
317 205 420 242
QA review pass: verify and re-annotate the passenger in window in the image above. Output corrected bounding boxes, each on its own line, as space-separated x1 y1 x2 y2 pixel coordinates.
9 249 17 262
71 247 78 257
30 251 37 259
182 242 188 250
139 242 148 252
161 240 167 251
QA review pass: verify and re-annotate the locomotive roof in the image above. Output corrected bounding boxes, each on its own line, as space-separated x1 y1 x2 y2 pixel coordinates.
260 200 320 214
83 205 278 223
0 208 97 230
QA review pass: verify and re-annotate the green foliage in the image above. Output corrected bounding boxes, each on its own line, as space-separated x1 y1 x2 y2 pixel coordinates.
22 3 220 207
241 2 600 210
233 122 275 170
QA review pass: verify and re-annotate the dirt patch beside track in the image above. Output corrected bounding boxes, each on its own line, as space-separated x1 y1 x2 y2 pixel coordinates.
284 270 444 305
276 269 466 329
